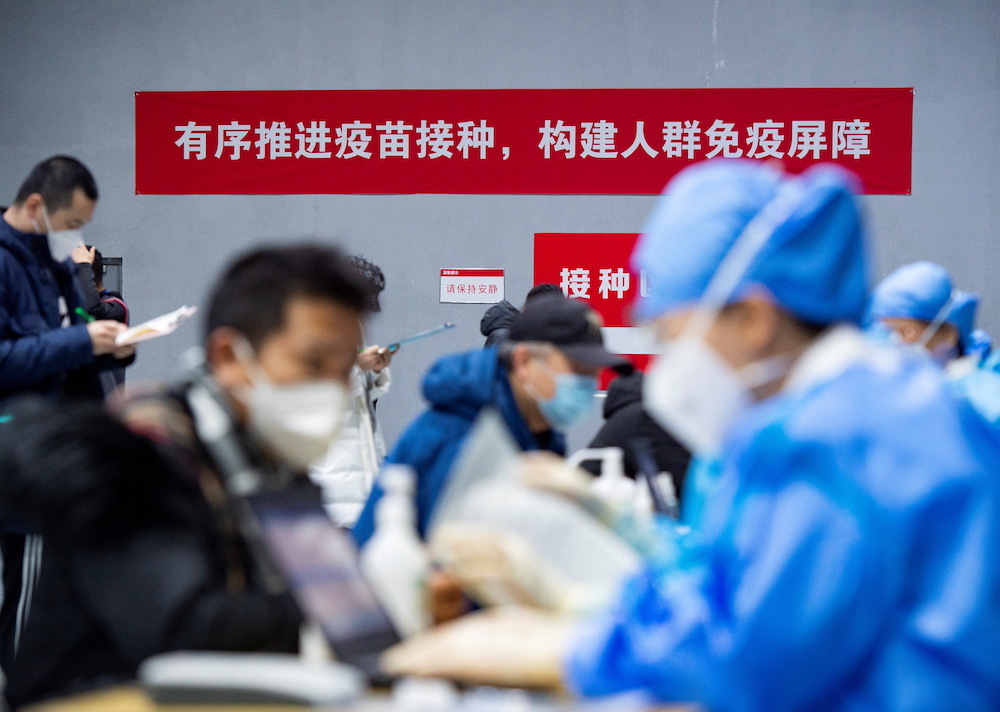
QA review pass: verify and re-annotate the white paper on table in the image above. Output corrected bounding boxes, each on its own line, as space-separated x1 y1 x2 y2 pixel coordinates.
429 409 641 597
115 305 198 346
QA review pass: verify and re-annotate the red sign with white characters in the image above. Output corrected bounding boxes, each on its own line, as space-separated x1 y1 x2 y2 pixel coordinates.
136 88 912 195
534 233 650 387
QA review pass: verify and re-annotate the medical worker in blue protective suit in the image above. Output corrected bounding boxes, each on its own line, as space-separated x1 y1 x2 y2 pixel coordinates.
867 261 975 364
380 160 1000 712
566 164 1000 710
868 261 1000 428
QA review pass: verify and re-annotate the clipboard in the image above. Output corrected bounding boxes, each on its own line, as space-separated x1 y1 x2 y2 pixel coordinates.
115 305 198 346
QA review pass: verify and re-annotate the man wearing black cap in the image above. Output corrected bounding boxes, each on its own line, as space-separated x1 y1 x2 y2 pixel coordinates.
352 294 628 547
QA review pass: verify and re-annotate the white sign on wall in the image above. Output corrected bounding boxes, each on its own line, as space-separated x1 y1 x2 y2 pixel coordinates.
440 268 505 304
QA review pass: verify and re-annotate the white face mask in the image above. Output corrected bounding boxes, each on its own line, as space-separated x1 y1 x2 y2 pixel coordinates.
643 335 790 455
35 204 85 262
644 337 747 455
234 340 348 470
641 180 812 456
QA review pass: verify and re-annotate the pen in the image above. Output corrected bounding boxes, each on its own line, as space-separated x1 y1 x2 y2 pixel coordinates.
384 322 456 352
74 307 95 323
357 322 456 353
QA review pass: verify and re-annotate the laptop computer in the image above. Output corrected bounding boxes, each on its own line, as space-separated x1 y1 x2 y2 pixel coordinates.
246 488 401 684
139 489 398 705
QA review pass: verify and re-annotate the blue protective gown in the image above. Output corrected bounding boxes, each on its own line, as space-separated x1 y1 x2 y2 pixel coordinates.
565 327 1000 711
948 354 1000 430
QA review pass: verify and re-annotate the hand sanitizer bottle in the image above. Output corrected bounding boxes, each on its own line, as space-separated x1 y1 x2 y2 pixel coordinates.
568 447 634 509
359 464 431 638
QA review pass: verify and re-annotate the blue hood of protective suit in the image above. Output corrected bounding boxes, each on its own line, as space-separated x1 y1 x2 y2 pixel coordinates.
632 160 869 326
869 261 979 351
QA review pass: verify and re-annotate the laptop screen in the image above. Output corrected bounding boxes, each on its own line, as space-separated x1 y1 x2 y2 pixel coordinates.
247 489 399 674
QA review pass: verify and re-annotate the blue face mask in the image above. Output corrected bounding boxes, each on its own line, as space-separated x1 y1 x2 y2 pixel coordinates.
535 366 597 429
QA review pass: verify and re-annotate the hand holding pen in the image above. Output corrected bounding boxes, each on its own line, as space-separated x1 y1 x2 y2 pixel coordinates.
356 322 456 372
77 307 133 359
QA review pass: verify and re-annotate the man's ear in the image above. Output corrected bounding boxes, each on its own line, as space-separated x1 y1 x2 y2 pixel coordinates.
22 193 44 222
509 343 533 380
206 327 251 390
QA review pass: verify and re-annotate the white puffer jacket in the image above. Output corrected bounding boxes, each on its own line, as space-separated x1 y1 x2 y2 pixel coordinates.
309 365 390 527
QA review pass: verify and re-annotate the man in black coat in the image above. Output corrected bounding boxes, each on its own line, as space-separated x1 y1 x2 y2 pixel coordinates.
0 244 370 709
579 370 691 501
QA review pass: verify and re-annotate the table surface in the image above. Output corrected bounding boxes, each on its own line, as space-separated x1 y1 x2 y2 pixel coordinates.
25 686 249 712
23 685 699 712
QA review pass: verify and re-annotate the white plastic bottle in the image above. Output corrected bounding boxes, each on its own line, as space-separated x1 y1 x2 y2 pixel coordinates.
359 465 432 638
568 447 634 510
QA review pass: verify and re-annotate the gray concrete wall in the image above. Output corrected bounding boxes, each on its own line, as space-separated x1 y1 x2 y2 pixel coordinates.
1 1 997 448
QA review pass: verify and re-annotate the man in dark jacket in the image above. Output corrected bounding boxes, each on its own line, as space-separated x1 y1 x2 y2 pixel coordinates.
0 156 133 403
580 370 692 500
72 245 129 387
479 299 519 347
353 294 629 546
0 244 369 709
0 157 135 698
72 245 128 325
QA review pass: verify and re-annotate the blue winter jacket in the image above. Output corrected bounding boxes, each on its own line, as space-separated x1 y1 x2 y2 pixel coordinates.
352 347 565 546
0 218 96 402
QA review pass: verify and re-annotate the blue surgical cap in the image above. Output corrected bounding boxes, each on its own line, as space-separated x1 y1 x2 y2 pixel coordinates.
868 261 979 348
632 160 869 325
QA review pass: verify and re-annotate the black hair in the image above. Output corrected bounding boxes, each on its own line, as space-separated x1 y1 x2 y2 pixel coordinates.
345 254 385 312
14 155 99 209
205 243 369 349
89 246 104 287
524 282 562 307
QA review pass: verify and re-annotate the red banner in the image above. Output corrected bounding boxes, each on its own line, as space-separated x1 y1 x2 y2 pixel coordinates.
136 89 912 195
